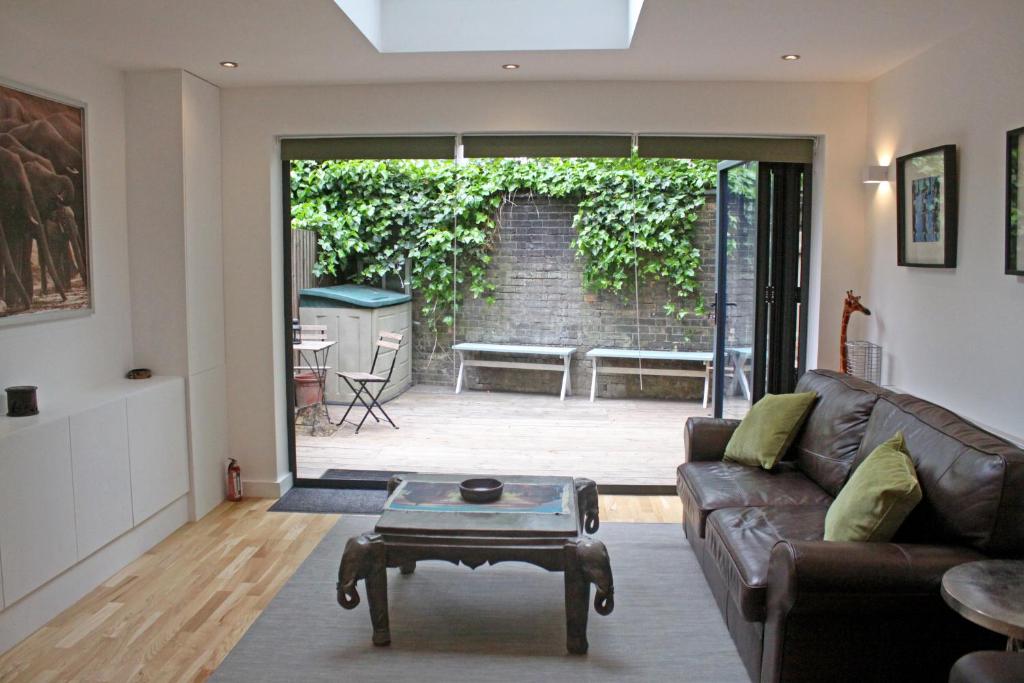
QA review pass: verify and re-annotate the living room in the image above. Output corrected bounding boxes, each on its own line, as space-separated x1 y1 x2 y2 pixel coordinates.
0 1 1022 681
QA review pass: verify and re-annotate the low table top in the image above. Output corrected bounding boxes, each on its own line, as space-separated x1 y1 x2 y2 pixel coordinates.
941 560 1024 641
453 343 576 357
376 473 580 538
586 348 712 362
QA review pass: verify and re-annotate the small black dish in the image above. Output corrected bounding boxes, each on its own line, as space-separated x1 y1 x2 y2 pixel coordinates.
459 478 504 503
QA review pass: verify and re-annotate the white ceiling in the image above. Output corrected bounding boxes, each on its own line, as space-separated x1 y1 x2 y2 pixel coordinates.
3 0 992 87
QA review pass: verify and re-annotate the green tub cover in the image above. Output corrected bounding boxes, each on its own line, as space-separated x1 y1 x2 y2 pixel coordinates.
299 285 411 309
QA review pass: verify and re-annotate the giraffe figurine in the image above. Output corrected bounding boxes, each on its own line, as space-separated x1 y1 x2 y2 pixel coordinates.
840 291 871 374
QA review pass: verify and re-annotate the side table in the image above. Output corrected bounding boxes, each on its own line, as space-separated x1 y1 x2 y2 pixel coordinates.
941 560 1024 651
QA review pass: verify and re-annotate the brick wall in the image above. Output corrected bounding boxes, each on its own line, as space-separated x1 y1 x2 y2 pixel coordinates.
411 192 754 400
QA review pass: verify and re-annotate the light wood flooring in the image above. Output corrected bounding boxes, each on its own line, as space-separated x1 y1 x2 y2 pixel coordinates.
0 494 682 682
298 384 749 486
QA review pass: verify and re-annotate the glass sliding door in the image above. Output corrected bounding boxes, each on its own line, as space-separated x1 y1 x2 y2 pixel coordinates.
715 161 759 419
714 160 812 419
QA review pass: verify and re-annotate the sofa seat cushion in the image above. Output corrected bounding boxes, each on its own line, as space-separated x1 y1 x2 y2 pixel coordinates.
704 505 828 622
677 461 833 538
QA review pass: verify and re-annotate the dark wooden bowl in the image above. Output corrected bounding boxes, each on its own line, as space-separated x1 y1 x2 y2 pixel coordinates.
459 478 504 503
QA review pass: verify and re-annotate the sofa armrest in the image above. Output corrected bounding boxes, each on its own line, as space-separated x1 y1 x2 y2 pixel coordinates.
767 540 985 616
762 540 998 682
684 417 741 462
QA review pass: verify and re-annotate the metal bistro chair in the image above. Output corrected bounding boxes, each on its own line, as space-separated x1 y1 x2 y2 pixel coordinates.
335 331 403 434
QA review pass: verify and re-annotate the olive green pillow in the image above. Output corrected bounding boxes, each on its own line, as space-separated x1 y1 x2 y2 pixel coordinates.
824 432 922 542
723 391 818 470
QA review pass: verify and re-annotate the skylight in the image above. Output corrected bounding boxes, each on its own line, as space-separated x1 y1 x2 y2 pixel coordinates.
334 0 645 53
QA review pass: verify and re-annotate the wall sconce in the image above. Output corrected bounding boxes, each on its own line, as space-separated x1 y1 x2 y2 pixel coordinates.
863 165 889 184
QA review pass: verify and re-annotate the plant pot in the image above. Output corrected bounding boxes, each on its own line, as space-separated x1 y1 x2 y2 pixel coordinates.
293 372 323 409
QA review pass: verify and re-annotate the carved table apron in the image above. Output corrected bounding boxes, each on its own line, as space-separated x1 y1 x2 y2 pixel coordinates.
337 474 612 655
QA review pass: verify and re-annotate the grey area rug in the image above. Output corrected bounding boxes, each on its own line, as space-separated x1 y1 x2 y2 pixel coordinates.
268 488 388 514
211 517 747 682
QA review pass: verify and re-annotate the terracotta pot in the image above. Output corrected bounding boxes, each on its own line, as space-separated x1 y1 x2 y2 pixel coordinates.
293 372 323 408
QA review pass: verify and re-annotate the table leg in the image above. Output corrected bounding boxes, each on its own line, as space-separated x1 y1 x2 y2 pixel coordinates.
589 358 598 402
702 361 711 409
564 541 591 655
560 356 570 401
337 533 391 646
736 351 751 401
365 560 390 646
455 351 465 394
564 355 573 397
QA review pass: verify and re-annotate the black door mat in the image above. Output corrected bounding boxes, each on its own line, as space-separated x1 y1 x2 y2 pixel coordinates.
319 469 410 489
268 487 388 514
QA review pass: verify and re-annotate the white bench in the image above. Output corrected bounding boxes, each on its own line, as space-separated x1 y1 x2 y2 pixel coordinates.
585 348 713 406
453 343 578 400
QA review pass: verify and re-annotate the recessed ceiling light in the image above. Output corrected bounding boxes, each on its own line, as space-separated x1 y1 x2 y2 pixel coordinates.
502 63 520 70
781 54 801 62
220 61 239 68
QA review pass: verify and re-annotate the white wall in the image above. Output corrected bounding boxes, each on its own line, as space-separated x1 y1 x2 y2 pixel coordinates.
221 80 870 490
125 70 227 518
0 26 133 402
864 1 1024 441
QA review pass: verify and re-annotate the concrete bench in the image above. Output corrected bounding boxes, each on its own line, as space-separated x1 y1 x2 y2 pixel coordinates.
585 348 713 405
453 343 578 400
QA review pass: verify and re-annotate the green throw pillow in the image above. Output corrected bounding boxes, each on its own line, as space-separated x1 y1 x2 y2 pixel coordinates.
824 432 922 542
723 391 818 470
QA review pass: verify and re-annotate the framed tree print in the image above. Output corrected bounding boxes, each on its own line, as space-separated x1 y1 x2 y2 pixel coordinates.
896 144 958 268
1007 127 1023 275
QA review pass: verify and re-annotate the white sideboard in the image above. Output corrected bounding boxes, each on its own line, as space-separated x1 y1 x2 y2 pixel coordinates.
0 376 189 640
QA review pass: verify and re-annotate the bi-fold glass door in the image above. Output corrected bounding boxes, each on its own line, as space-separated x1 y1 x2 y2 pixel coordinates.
714 161 812 419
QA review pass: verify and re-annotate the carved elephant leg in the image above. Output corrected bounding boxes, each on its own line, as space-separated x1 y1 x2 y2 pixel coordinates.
364 553 390 646
577 537 614 616
563 540 591 655
575 478 599 534
336 533 391 646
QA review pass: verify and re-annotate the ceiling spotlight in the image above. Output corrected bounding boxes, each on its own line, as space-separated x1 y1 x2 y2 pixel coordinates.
781 54 801 62
502 63 520 70
220 61 239 68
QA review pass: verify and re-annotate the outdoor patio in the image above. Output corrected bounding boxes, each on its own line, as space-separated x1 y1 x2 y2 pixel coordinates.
296 385 748 486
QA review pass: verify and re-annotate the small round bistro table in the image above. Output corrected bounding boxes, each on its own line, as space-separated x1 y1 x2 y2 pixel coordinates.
941 560 1024 651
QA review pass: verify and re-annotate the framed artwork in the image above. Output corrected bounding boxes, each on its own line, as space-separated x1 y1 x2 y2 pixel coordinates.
896 144 958 268
0 80 91 326
1007 127 1023 275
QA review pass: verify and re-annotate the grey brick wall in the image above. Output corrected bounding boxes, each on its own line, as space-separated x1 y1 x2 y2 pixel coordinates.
412 193 740 400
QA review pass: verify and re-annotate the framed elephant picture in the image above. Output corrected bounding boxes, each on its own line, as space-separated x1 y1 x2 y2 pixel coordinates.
0 80 91 326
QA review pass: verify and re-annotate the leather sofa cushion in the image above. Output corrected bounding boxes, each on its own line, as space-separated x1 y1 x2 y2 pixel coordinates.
791 370 888 496
857 394 1024 556
677 461 832 538
704 505 828 622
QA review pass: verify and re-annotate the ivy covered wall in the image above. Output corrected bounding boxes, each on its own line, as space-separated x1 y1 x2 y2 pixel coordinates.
290 156 738 399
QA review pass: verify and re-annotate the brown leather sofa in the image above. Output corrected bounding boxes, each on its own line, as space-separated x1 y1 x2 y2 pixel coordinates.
677 370 1024 683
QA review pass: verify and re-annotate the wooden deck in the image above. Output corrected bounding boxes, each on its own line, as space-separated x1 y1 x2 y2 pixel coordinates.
297 384 749 486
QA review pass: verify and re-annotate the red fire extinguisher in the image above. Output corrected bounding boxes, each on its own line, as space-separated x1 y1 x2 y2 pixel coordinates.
227 458 243 501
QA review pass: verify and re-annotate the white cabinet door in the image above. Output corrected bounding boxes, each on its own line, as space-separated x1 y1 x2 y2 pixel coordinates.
0 420 78 605
70 401 133 558
127 379 190 524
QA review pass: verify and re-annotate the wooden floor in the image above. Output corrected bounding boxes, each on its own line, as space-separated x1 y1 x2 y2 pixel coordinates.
0 495 681 682
298 384 749 486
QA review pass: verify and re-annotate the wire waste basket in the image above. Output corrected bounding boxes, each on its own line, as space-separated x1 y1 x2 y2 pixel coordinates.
845 341 882 385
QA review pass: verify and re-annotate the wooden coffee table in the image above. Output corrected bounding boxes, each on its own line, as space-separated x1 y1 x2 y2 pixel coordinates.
336 473 613 654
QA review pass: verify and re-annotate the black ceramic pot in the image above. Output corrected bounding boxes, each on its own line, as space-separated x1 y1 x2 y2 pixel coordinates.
5 385 39 417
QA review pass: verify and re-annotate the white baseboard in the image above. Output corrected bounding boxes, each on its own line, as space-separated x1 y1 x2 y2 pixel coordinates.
0 494 190 654
242 471 293 499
